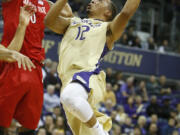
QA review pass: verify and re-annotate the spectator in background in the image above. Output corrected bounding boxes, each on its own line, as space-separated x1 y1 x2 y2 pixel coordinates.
37 128 47 135
114 71 125 88
147 37 157 51
112 124 122 135
114 72 125 104
42 58 53 80
52 106 62 119
111 111 119 125
44 85 60 112
158 39 171 53
120 33 129 46
104 83 117 106
170 109 178 120
52 129 65 135
136 116 147 135
132 36 142 48
176 119 180 135
55 116 65 132
41 115 55 135
135 96 147 116
159 97 173 119
147 114 160 130
135 81 149 102
106 68 115 85
122 116 134 134
146 76 160 95
130 126 142 135
159 75 172 95
177 103 180 120
124 97 137 119
146 96 161 117
44 62 61 91
119 76 135 104
147 123 158 135
99 99 114 116
172 130 179 135
115 105 127 124
127 26 136 45
161 118 176 135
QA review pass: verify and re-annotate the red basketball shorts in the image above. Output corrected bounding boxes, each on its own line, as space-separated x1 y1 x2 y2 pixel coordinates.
0 61 43 130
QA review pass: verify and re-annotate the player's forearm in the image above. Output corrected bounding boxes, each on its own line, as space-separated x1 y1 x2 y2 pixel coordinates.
114 0 141 26
47 0 73 17
7 24 27 52
0 45 13 61
121 0 141 17
60 3 73 18
45 0 68 26
109 0 141 42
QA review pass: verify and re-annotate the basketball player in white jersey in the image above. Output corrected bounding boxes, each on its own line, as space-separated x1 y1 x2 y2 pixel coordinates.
45 0 141 134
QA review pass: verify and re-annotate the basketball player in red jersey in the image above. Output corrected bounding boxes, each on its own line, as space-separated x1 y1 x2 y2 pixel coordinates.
0 0 72 135
0 5 35 71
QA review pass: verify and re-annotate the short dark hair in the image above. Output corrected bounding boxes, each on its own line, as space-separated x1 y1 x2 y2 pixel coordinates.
108 1 117 21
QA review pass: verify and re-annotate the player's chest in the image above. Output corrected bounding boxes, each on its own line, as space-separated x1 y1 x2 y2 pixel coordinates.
69 20 105 41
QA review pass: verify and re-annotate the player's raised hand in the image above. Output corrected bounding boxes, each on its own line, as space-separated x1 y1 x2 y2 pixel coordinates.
7 51 36 72
19 5 36 26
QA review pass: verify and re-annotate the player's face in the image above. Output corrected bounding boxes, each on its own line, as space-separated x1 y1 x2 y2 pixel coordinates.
87 0 111 18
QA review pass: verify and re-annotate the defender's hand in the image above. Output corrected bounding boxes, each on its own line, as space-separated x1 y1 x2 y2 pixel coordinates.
19 5 36 26
8 51 36 72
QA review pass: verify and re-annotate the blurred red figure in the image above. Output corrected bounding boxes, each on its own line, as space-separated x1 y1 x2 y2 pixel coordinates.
0 0 50 134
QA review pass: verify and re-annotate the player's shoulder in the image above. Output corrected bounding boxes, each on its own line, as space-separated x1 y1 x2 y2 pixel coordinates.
71 17 81 21
70 17 82 25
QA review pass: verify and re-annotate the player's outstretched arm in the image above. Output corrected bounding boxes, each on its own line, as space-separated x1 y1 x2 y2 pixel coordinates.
0 45 36 71
107 0 141 49
44 0 71 34
7 5 35 52
46 0 73 17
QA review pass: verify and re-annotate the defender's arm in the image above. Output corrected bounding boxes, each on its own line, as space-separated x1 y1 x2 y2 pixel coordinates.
7 5 35 51
0 45 35 71
107 0 141 49
46 0 73 17
44 0 71 34
0 45 11 58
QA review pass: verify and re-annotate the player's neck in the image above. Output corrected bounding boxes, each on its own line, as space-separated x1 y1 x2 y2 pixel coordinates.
88 14 106 22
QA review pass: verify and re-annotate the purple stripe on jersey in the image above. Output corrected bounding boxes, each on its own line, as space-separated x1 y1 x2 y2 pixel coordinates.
72 44 109 92
96 44 110 67
100 44 109 59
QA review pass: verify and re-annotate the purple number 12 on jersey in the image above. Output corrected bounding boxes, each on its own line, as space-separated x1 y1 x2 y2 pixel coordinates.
75 25 90 40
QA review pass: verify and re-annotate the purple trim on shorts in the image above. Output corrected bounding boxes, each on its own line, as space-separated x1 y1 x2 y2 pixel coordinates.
72 44 109 92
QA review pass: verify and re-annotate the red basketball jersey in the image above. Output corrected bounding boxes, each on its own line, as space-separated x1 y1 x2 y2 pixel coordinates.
1 0 50 62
